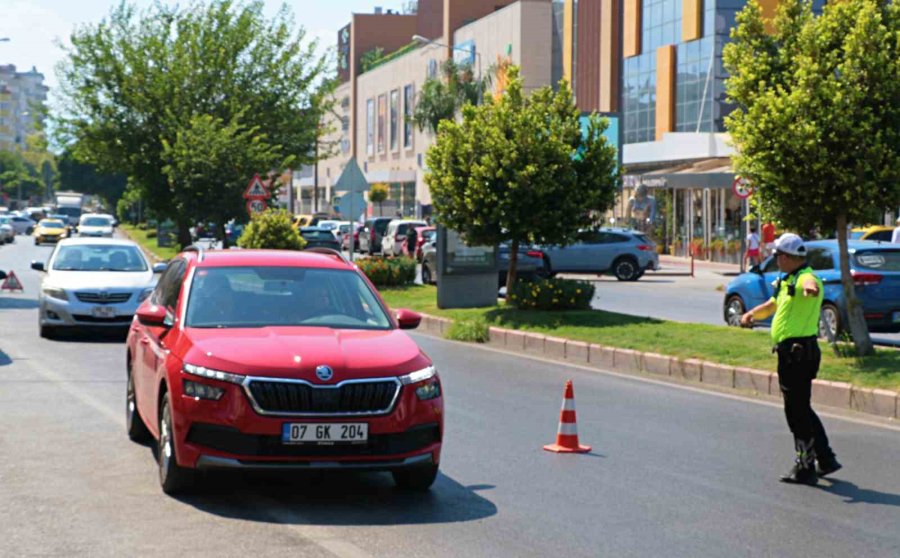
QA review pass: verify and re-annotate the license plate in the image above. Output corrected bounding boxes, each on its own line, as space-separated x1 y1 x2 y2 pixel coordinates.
282 423 368 444
893 311 900 324
91 306 116 318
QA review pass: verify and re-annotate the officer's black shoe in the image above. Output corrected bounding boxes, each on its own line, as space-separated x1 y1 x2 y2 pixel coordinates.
780 463 818 486
816 456 842 477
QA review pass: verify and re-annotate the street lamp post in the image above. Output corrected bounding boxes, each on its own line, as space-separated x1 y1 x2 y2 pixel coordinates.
412 35 483 103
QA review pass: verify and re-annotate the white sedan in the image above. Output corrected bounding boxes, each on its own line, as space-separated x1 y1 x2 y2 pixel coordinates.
31 238 166 338
78 214 115 237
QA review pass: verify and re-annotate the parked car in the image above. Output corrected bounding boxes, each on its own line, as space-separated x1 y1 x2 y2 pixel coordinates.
300 227 342 251
78 214 115 237
125 248 441 494
414 226 436 262
30 237 166 338
0 217 15 244
5 214 36 235
420 241 549 287
359 217 393 255
382 220 427 257
539 228 658 281
342 223 366 252
33 219 68 245
849 226 894 242
723 240 900 338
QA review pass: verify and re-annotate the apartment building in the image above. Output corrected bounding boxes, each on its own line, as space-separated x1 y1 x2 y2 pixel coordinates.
0 65 48 151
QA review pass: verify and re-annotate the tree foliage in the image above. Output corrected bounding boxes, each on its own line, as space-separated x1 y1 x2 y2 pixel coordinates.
55 0 332 245
0 147 52 205
724 0 900 355
237 208 306 250
413 59 487 134
58 148 127 210
369 182 389 215
426 66 620 288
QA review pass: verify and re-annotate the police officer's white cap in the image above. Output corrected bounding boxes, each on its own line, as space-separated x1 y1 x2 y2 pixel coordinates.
774 233 807 256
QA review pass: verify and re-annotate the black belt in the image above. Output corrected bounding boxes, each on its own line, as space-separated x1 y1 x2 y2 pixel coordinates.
773 336 818 360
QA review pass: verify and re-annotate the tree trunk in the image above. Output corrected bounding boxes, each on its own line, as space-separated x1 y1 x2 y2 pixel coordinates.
177 219 192 249
836 213 874 356
218 221 228 249
506 239 519 295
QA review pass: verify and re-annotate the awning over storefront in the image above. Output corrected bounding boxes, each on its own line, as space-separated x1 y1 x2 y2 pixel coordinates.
623 158 734 189
364 169 418 184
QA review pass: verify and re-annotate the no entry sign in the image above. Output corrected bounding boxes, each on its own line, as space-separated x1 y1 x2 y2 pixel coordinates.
732 177 753 199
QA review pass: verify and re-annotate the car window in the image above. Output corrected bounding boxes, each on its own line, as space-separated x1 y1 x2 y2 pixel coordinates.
40 221 66 229
868 230 893 242
598 232 628 244
397 223 409 235
807 248 834 271
185 267 391 329
375 220 390 234
301 230 335 241
761 256 779 273
576 230 603 244
849 231 865 240
853 250 900 272
81 217 112 227
153 259 186 309
51 244 148 272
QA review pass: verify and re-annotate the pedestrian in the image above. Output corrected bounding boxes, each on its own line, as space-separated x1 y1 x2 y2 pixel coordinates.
405 225 417 259
745 225 761 268
891 216 900 244
740 233 841 485
762 221 776 257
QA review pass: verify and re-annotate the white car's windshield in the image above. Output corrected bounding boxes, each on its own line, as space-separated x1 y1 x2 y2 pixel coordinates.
81 217 112 227
185 266 391 330
52 245 148 272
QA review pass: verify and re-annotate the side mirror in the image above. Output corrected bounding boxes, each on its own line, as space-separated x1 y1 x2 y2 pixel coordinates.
31 260 45 272
152 262 168 274
136 304 170 327
395 308 422 330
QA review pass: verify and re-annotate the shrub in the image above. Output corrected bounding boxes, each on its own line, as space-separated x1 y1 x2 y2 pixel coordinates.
146 229 157 238
137 222 149 230
508 277 594 311
237 209 306 250
445 318 489 343
356 256 416 287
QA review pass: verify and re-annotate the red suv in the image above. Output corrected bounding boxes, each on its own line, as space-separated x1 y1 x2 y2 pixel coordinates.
125 247 442 494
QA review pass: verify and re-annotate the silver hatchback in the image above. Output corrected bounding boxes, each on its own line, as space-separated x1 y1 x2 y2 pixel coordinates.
540 228 659 281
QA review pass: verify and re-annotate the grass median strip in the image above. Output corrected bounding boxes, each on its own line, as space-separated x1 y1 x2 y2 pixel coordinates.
120 224 180 261
381 285 900 391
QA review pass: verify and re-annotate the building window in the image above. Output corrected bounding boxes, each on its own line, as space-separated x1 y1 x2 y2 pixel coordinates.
675 36 714 133
366 98 375 157
551 1 565 88
341 116 350 132
403 84 415 149
377 94 387 155
390 89 400 153
623 54 657 143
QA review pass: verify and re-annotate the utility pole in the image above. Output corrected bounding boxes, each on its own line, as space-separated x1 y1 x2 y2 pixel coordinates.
313 123 320 213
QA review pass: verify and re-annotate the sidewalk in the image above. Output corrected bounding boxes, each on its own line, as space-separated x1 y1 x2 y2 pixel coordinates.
653 254 743 277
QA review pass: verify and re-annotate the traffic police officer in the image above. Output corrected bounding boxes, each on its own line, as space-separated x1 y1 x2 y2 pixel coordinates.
740 233 841 485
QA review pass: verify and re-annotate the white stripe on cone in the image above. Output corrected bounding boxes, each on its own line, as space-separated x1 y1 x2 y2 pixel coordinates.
558 422 579 436
562 398 576 411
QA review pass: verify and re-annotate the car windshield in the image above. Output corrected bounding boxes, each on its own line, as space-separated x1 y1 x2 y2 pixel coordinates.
41 221 65 229
422 230 436 242
185 266 392 330
82 217 111 227
0 217 9 224
853 250 900 272
52 244 148 272
302 230 335 241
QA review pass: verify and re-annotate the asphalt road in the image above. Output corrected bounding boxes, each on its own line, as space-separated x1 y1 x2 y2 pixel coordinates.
3 238 900 557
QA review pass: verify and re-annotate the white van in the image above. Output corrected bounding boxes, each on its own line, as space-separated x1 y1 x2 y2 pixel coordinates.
381 219 427 257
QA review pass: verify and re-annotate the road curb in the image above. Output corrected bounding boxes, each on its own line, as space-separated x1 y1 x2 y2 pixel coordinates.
417 314 899 421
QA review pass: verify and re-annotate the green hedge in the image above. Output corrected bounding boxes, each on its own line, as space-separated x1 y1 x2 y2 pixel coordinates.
357 256 416 287
508 277 595 311
237 209 306 250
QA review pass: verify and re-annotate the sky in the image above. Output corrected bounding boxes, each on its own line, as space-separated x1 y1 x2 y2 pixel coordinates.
0 0 410 98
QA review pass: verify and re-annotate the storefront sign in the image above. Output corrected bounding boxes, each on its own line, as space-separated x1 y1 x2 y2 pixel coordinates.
623 175 668 188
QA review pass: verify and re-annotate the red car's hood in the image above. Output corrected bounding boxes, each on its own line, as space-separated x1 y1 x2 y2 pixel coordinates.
182 327 429 381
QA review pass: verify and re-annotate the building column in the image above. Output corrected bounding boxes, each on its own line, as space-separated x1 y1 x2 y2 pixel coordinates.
655 45 676 141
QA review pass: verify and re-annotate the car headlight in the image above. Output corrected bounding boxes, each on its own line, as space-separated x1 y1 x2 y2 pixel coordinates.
42 285 68 301
183 363 246 385
398 366 437 385
182 379 225 401
399 366 441 400
138 287 154 302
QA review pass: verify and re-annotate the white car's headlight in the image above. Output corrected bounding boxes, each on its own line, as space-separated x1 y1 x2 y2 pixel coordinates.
42 285 68 301
138 287 154 302
398 366 437 385
183 363 246 385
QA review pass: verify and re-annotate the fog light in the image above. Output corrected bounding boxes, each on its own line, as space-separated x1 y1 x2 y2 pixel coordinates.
415 381 441 401
46 311 60 320
183 379 224 401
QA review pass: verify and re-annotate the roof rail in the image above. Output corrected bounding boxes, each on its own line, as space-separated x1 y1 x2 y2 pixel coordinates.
304 247 350 264
183 245 205 262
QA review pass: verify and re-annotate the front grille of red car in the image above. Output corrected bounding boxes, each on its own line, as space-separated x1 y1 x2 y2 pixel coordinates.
186 422 440 457
245 378 400 416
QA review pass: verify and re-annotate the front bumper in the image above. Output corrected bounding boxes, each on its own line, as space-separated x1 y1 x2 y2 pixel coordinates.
39 293 141 327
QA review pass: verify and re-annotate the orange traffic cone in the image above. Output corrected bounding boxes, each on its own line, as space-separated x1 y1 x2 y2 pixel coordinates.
543 380 591 453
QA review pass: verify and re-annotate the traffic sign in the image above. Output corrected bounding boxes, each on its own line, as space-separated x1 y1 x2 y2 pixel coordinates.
246 199 267 217
243 174 271 200
1 270 24 292
334 159 370 193
732 176 753 199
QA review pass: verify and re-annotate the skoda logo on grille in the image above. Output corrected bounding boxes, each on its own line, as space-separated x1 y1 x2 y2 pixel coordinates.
315 365 334 382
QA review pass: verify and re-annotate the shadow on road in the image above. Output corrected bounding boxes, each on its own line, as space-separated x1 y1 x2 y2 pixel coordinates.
0 296 40 310
173 468 498 526
821 478 900 507
47 328 128 344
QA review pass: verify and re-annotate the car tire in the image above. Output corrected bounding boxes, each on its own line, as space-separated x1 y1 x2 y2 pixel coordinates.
158 392 194 495
724 295 745 327
34 237 40 245
421 263 433 285
26 227 33 235
818 303 841 341
613 257 640 281
126 363 151 443
392 463 439 491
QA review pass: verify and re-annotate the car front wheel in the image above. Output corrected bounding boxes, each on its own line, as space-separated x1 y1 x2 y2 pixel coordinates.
392 463 439 491
613 257 640 281
158 392 194 494
818 303 841 341
724 295 745 327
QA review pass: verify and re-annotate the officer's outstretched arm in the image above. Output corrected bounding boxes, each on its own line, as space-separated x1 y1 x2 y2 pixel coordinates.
801 277 820 297
741 299 777 327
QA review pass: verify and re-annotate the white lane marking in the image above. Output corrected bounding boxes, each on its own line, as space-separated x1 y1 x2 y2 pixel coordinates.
420 335 900 434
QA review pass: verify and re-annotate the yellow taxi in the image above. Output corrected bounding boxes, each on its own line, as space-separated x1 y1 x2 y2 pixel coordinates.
292 214 313 230
850 225 894 242
33 219 68 245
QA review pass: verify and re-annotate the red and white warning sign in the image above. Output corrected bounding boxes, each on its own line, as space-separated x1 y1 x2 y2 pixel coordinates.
243 174 271 200
246 199 267 217
732 176 754 199
1 270 24 292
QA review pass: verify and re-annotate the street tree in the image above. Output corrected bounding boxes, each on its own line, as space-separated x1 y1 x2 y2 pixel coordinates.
369 183 389 216
58 148 127 211
56 0 332 246
426 67 620 289
413 59 486 134
724 0 900 355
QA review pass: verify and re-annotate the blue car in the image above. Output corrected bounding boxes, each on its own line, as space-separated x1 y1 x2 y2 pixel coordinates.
723 240 900 338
